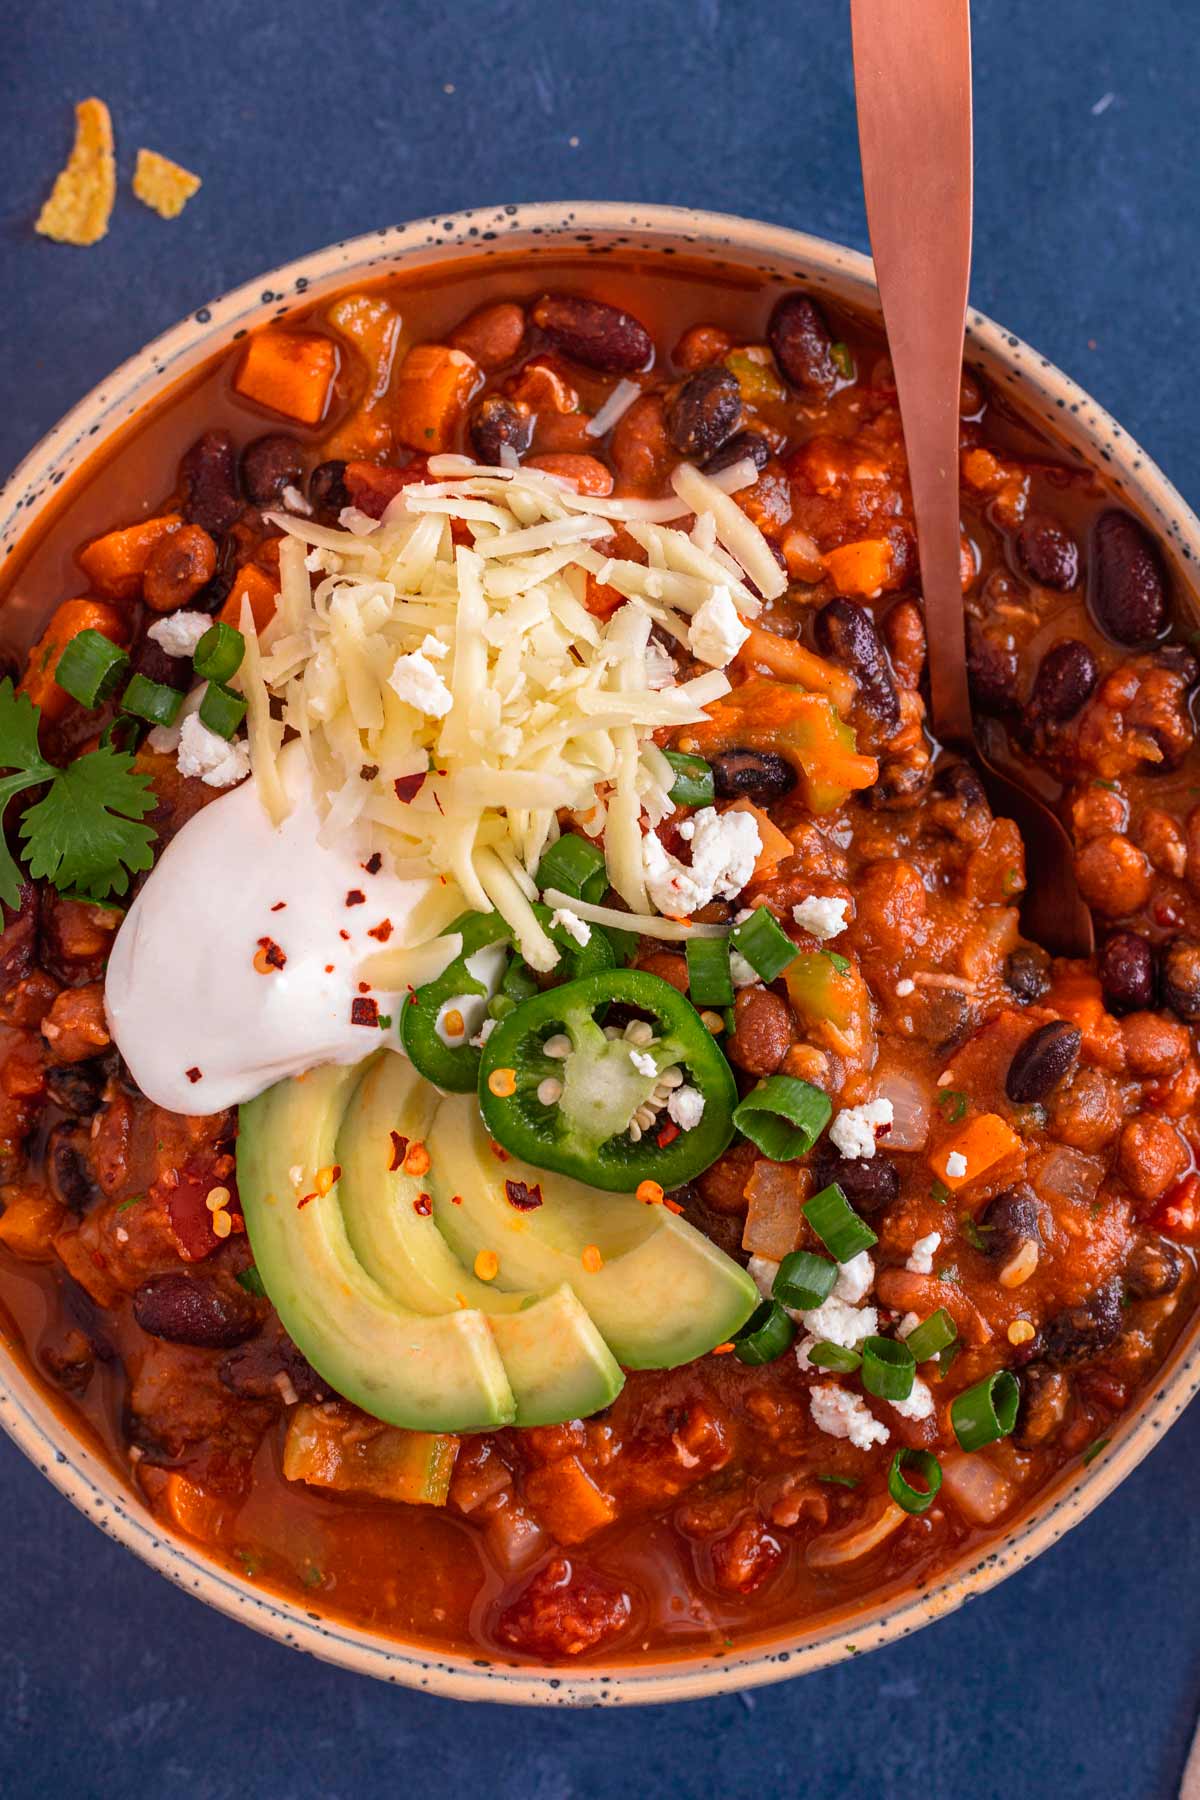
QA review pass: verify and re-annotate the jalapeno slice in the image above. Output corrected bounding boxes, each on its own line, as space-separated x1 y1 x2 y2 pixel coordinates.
398 912 513 1092
477 969 736 1191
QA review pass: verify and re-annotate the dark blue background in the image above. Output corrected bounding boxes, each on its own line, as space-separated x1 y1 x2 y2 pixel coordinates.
2 3 1199 1795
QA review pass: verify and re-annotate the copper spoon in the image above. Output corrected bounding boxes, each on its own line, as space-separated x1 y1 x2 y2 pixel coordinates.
849 0 1094 957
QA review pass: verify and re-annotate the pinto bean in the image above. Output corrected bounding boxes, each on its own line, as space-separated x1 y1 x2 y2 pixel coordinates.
726 987 795 1077
307 459 350 522
608 393 672 492
808 1146 900 1215
1117 1115 1189 1203
43 1062 105 1118
634 950 690 994
814 598 900 734
1126 1234 1184 1300
180 430 242 535
531 294 652 374
449 301 526 371
704 429 772 478
40 984 109 1063
240 433 304 507
1090 508 1168 645
187 531 238 617
133 1273 257 1349
666 367 741 459
1074 833 1153 917
1160 937 1200 1020
1005 1020 1082 1103
1016 515 1080 590
1004 945 1051 1003
1042 1277 1123 1368
674 324 734 370
1099 931 1155 1014
1015 1365 1071 1448
142 524 217 613
767 293 837 396
469 394 532 464
966 619 1018 713
697 1141 758 1215
1120 1010 1189 1076
710 749 795 802
1028 639 1099 723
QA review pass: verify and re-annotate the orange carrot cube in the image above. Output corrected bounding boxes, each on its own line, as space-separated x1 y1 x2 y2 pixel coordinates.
77 514 183 600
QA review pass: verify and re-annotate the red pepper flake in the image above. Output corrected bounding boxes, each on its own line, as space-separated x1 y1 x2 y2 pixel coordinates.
432 790 445 816
339 929 351 942
324 964 335 974
413 1193 433 1216
358 981 372 994
351 996 380 1027
185 1067 202 1084
270 900 287 913
489 1139 511 1163
657 1121 680 1148
254 936 287 973
505 1178 544 1212
394 771 427 804
297 1191 317 1210
360 763 380 782
346 889 366 907
367 919 393 942
388 1132 409 1171
450 1193 463 1206
362 852 383 875
664 1198 684 1215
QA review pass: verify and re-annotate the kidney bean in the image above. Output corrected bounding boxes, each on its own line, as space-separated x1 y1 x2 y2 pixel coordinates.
1016 514 1080 590
1042 1276 1123 1368
1005 1019 1082 1103
1099 930 1155 1013
307 459 350 522
1004 945 1051 1003
976 1188 1042 1260
1028 639 1099 723
1090 508 1168 645
710 749 795 802
1160 936 1200 1020
1125 1234 1184 1300
666 367 741 459
449 301 526 371
133 1273 257 1349
965 619 1018 713
469 394 532 464
142 524 217 613
808 1146 900 1214
219 1330 326 1400
240 433 304 507
726 988 795 1077
1015 1365 1070 1449
704 429 772 478
767 293 837 396
814 598 900 734
531 293 652 374
180 430 242 535
44 1063 105 1118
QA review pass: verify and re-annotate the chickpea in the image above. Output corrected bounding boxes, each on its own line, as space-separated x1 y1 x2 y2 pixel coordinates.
1117 1116 1189 1204
1074 834 1153 917
1120 1011 1190 1077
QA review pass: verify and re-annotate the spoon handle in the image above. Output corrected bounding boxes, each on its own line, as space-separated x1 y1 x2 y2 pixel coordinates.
850 0 974 747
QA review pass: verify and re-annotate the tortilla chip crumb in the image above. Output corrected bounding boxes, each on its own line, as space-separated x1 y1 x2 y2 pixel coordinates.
133 148 202 220
35 98 116 247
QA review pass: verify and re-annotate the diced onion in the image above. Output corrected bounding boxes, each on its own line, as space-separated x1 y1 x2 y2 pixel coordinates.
872 1069 932 1152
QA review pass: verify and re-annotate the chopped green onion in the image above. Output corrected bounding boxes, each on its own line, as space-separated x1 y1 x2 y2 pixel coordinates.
830 341 855 380
950 1369 1020 1452
807 1341 863 1373
959 1214 989 1251
236 1265 267 1297
732 1300 796 1365
936 1087 969 1123
817 1472 859 1488
731 906 797 981
487 993 517 1021
935 1338 961 1381
888 1448 942 1516
733 1076 831 1161
198 681 248 739
773 1249 837 1310
861 1335 915 1402
686 936 733 1007
903 1308 957 1364
121 673 183 728
194 621 245 684
803 1182 878 1262
1081 1436 1111 1466
54 630 130 707
501 957 539 1002
662 750 714 808
536 833 608 904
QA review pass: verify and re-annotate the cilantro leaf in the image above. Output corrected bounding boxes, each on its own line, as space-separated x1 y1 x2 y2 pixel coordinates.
0 682 58 907
20 744 156 901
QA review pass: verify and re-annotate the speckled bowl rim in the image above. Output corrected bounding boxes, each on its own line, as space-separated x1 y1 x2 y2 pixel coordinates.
2 201 1199 1708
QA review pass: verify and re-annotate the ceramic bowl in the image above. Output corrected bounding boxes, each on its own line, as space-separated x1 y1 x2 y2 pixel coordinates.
2 202 1198 1707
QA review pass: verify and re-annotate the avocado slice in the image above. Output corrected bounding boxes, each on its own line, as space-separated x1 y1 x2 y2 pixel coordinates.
428 1092 759 1368
237 1063 517 1432
336 1053 624 1425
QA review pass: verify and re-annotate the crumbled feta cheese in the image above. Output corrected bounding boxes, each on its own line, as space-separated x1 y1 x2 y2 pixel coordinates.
549 906 591 947
833 1251 875 1306
799 1295 878 1351
895 978 915 997
688 586 750 668
338 505 378 537
304 547 325 572
748 1255 779 1301
388 649 454 718
944 1151 968 1181
808 1382 890 1450
645 641 677 691
175 713 251 788
729 950 759 989
629 1048 657 1078
829 1097 894 1160
791 895 850 941
147 611 210 658
897 1311 921 1339
281 483 311 516
667 1084 706 1131
641 806 760 916
420 633 449 661
470 1017 497 1049
905 1230 942 1275
889 1376 935 1422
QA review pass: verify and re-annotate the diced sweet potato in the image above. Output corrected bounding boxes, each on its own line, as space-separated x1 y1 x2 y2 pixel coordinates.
822 537 893 598
77 514 183 600
391 343 480 453
522 1455 616 1544
0 1186 66 1261
235 329 338 426
219 563 278 632
20 597 127 721
725 796 792 878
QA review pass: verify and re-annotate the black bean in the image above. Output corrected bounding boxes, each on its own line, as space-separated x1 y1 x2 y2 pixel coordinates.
469 394 533 464
1004 945 1051 1003
1090 508 1168 646
240 433 304 507
814 598 900 733
531 293 653 374
704 430 772 477
710 749 795 802
180 431 242 536
1005 1020 1082 1103
130 634 190 693
667 368 741 459
975 1187 1042 1261
1160 937 1200 1021
1099 931 1156 1014
935 759 989 813
1042 1276 1123 1368
1016 515 1080 590
807 1146 899 1214
966 619 1018 714
1028 639 1099 724
1125 1234 1184 1300
767 293 837 396
133 1274 257 1349
307 459 350 523
47 1125 98 1211
1015 1365 1071 1448
219 1330 326 1400
44 1063 105 1118
187 531 239 617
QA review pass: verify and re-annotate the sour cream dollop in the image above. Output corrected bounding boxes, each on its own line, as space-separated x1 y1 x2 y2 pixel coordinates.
105 743 443 1114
